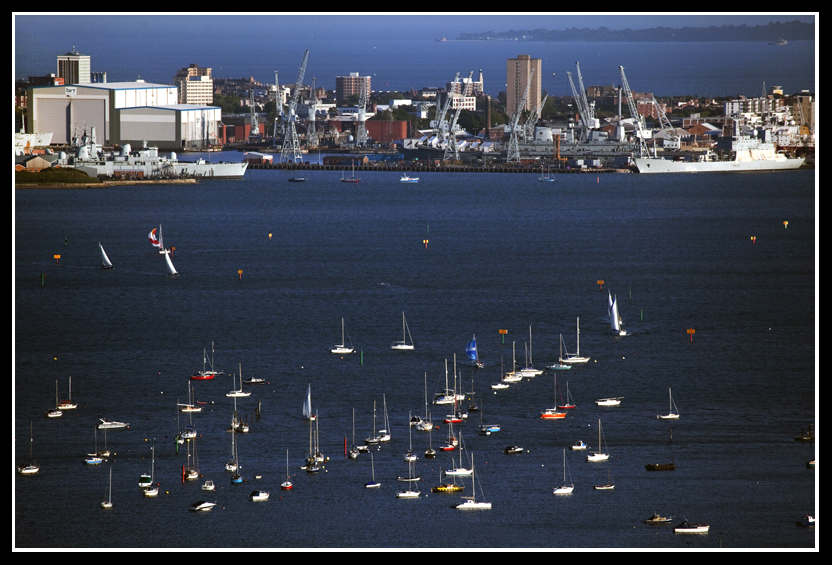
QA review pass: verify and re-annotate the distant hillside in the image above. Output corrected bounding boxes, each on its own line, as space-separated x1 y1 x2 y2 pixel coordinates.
457 21 814 42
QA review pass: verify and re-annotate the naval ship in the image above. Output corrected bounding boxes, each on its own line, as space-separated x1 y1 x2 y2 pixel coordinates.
634 122 804 173
57 128 247 179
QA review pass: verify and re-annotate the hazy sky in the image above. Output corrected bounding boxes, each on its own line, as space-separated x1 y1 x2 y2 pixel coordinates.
15 13 817 42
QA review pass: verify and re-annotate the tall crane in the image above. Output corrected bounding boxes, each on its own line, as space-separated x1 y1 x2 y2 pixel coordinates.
575 62 599 130
281 49 309 163
248 90 261 143
651 95 679 150
433 72 459 148
525 93 548 141
619 65 650 157
444 70 473 162
272 71 283 147
355 77 368 147
507 67 534 163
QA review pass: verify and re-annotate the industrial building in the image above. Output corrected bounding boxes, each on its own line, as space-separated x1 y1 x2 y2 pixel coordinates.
56 48 91 84
26 81 222 148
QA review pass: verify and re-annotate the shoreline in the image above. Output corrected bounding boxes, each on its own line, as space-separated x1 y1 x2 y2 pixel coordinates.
15 178 200 189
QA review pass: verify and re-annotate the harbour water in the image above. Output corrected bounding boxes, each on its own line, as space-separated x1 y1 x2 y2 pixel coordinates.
14 169 816 549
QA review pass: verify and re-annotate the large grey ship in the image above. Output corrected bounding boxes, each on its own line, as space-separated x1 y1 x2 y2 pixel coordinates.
56 128 248 179
634 123 804 173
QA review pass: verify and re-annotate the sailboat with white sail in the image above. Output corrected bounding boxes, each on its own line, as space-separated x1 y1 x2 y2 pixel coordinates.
553 448 574 494
331 318 354 354
587 419 610 462
391 312 415 350
608 291 627 336
560 318 590 363
303 384 316 421
163 246 178 276
99 242 113 269
517 326 543 376
657 388 680 419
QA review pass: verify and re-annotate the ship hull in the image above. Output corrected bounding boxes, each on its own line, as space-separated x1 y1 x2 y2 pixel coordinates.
634 155 804 173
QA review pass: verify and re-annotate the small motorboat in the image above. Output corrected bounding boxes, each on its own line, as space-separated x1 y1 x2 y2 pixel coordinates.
97 418 129 430
189 501 216 512
571 440 587 451
431 483 463 493
504 445 523 454
645 462 676 471
595 397 622 406
644 513 673 525
249 490 270 501
399 174 419 183
288 178 307 183
673 520 709 534
201 480 215 491
797 515 815 527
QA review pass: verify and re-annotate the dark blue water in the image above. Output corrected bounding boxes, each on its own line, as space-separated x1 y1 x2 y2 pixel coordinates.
14 169 816 548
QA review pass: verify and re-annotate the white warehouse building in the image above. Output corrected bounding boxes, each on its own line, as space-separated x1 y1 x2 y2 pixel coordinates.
27 81 221 148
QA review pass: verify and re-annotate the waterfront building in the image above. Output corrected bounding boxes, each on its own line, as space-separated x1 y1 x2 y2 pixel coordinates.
57 48 90 85
506 54 541 114
26 81 222 148
173 64 214 105
336 72 371 103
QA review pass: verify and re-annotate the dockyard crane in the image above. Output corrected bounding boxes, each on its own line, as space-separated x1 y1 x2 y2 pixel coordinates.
575 62 600 130
567 71 588 141
355 78 368 147
281 49 309 163
619 65 651 157
248 90 261 143
507 67 534 163
651 95 680 150
525 93 548 141
432 72 459 147
444 70 474 162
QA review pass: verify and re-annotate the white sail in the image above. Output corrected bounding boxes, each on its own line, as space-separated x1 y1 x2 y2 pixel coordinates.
99 242 113 269
303 384 313 419
163 249 178 275
610 294 620 331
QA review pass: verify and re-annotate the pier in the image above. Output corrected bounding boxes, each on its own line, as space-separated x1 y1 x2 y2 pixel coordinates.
246 162 632 174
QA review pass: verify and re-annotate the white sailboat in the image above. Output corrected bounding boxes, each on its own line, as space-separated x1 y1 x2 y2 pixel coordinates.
396 460 421 498
391 311 415 350
553 448 574 494
44 380 63 418
404 412 418 462
378 394 391 442
517 326 543 376
454 453 491 510
142 446 159 496
57 376 77 410
444 431 473 476
594 469 615 490
560 317 590 363
416 372 434 431
101 466 114 508
608 291 626 336
657 388 680 419
99 242 113 269
331 318 354 354
226 364 251 397
17 421 40 475
587 419 610 462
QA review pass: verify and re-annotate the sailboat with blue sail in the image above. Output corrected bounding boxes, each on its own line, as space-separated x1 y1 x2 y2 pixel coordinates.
466 335 484 368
